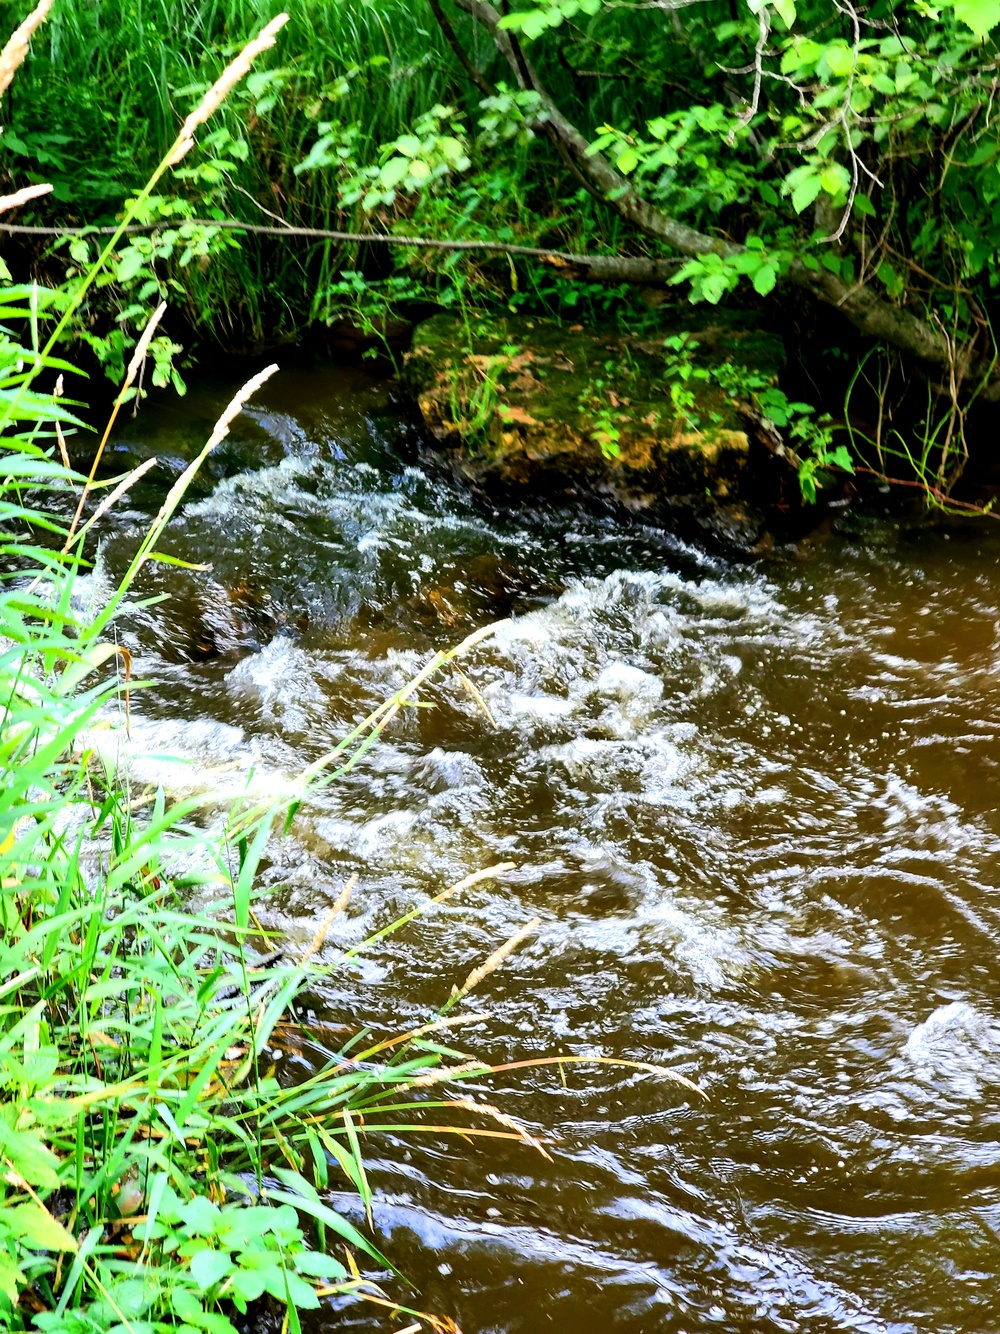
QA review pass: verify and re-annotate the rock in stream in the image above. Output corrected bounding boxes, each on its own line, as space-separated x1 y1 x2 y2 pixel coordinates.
403 313 785 533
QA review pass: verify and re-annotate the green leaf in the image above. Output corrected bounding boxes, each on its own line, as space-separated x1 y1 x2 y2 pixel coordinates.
378 156 409 189
819 164 850 196
4 1202 77 1252
826 445 855 471
0 1118 61 1189
955 0 1000 34
753 264 778 296
229 1268 266 1304
791 174 823 213
699 272 729 304
190 1248 233 1289
145 552 212 572
179 1196 221 1235
265 1268 320 1310
292 1249 348 1280
772 0 796 28
0 1254 23 1305
877 261 901 296
824 43 856 76
261 1188 387 1265
115 246 146 285
616 147 639 175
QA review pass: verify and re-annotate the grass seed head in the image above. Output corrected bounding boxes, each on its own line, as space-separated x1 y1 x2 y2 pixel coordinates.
0 0 53 100
169 13 290 165
0 182 52 214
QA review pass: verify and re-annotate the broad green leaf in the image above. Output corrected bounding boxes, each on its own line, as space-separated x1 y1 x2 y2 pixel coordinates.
955 0 1000 34
824 43 856 76
699 272 729 304
439 135 467 164
827 445 855 471
229 1267 267 1304
115 246 146 284
773 0 796 28
4 1202 77 1252
292 1249 348 1279
179 1195 221 1234
264 1267 319 1310
190 1247 233 1288
378 156 409 189
791 174 823 213
0 1118 61 1189
753 264 778 296
0 1254 23 1305
819 164 850 195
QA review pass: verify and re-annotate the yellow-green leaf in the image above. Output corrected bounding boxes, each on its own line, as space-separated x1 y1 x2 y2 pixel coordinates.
5 1203 78 1253
955 0 1000 35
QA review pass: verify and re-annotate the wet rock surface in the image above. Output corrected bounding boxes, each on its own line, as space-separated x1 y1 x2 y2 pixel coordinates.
403 313 785 539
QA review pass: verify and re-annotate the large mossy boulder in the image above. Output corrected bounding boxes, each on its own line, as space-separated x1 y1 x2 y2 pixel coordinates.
403 313 785 515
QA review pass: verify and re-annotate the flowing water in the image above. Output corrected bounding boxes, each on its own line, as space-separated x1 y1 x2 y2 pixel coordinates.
92 356 1000 1333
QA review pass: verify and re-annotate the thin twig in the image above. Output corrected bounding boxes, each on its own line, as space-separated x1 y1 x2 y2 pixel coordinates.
0 217 682 272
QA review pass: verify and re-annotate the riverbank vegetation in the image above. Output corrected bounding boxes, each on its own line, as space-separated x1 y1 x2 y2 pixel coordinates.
5 0 1000 504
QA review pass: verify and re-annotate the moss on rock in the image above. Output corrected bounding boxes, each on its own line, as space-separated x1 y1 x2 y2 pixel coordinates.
403 313 784 511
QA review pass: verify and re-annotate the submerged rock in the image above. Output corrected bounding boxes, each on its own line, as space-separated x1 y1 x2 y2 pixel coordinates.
403 313 785 531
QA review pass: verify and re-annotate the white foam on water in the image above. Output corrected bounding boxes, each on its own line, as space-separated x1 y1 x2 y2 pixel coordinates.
901 1000 1000 1099
225 636 328 729
80 715 299 804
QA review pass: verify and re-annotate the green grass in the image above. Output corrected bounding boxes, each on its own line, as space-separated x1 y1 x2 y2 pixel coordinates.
2 0 701 355
0 316 520 1329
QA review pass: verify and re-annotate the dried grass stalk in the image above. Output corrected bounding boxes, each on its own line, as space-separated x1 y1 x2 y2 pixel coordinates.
456 917 540 998
0 182 52 214
63 301 168 552
301 874 357 963
53 374 69 471
0 0 53 100
404 1061 490 1090
448 1095 552 1159
77 458 158 536
168 13 290 165
204 363 279 452
131 363 279 580
124 300 167 392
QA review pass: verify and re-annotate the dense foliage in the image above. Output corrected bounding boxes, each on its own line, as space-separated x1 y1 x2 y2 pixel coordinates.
5 0 1000 493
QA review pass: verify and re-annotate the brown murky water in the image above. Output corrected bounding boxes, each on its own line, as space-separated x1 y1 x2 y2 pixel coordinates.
92 357 1000 1333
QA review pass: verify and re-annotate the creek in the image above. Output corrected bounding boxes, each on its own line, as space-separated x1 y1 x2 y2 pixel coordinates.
91 353 1000 1334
